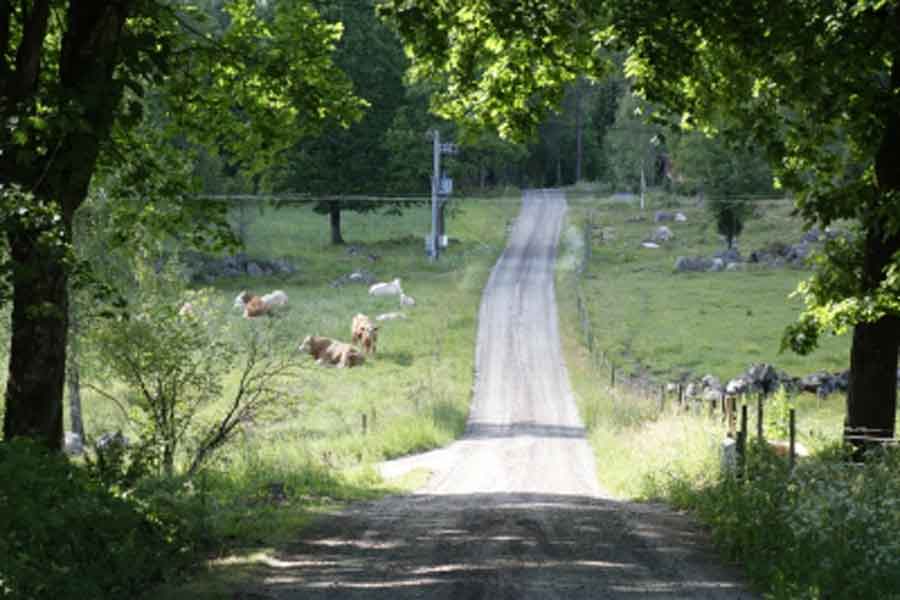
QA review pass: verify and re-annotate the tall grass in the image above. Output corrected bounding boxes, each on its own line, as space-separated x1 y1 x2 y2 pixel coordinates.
557 190 900 598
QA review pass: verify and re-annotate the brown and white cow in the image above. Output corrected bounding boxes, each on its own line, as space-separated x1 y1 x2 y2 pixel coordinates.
235 291 269 318
298 335 365 368
351 313 379 355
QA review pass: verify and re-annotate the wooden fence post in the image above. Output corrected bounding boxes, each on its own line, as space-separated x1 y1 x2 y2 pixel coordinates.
789 408 797 470
725 396 736 437
361 413 368 435
611 364 616 388
757 395 764 442
737 404 748 477
658 385 665 413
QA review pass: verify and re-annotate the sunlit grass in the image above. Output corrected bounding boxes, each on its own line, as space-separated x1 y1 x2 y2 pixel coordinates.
556 190 855 497
569 194 850 382
67 195 519 598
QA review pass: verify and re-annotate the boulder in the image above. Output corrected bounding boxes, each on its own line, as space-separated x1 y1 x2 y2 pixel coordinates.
674 212 688 222
801 227 821 243
674 256 713 272
654 210 675 222
246 261 264 277
331 269 376 288
714 247 742 263
726 377 751 396
701 374 722 391
785 243 812 264
746 363 780 395
800 371 829 393
708 258 726 272
641 242 660 249
651 226 674 243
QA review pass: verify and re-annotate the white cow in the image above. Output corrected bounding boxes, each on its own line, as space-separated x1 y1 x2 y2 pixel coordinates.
262 289 289 309
369 278 403 296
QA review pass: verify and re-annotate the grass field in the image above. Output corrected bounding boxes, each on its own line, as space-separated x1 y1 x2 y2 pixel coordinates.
61 195 520 597
554 189 858 498
565 190 850 383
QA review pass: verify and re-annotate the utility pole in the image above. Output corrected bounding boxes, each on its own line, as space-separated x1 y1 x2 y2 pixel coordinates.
428 130 456 260
430 129 441 260
640 164 646 210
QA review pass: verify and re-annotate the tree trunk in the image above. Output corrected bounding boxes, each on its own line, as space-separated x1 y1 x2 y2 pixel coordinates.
67 305 84 449
329 203 344 245
1 2 130 449
845 38 900 453
846 316 899 449
3 228 71 450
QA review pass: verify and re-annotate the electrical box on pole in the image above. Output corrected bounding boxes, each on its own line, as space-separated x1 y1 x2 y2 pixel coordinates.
427 131 458 258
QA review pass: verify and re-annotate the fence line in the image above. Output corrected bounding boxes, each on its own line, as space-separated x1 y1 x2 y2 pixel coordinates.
570 211 898 453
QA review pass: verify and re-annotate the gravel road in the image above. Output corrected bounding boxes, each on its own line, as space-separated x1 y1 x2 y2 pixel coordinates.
238 190 757 599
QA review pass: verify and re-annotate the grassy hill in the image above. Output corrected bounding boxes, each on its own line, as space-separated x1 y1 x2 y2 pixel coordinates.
564 191 850 384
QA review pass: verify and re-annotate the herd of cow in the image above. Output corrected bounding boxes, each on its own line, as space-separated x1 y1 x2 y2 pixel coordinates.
222 278 412 369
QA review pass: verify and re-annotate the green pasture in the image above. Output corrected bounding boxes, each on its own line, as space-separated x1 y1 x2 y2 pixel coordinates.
555 190 857 499
565 192 850 384
64 195 519 596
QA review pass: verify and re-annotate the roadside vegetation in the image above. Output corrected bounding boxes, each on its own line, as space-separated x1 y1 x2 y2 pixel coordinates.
2 196 517 598
557 190 900 598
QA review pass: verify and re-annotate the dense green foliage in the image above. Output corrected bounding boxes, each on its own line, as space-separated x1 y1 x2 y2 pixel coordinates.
379 0 900 444
0 439 190 599
655 445 900 599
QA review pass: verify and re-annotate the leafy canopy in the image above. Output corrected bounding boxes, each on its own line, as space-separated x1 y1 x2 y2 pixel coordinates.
379 0 900 351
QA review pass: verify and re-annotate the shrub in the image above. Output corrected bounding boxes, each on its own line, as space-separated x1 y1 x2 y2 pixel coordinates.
87 258 300 477
0 439 191 599
667 444 900 599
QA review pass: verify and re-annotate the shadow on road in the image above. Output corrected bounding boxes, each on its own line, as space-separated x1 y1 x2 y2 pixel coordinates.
465 421 587 440
229 492 755 600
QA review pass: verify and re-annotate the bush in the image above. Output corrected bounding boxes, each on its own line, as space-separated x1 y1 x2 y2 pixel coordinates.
0 439 191 599
667 444 900 599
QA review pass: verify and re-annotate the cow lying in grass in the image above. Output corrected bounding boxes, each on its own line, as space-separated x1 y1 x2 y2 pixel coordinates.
298 335 365 368
234 289 289 318
369 278 403 296
351 313 379 355
234 291 268 318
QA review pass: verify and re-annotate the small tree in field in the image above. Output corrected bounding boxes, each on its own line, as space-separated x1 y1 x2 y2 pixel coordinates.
672 132 772 249
708 197 749 249
88 259 299 477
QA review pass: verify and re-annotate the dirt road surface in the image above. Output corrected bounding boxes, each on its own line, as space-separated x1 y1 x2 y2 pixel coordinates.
239 190 756 599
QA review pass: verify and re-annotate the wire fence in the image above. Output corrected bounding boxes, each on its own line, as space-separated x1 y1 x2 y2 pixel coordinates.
569 207 898 458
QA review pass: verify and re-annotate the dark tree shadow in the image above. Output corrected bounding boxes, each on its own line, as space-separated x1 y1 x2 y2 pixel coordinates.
223 491 757 600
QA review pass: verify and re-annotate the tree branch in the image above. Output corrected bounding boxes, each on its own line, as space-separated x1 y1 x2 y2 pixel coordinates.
83 382 132 424
9 0 50 104
0 1 11 84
